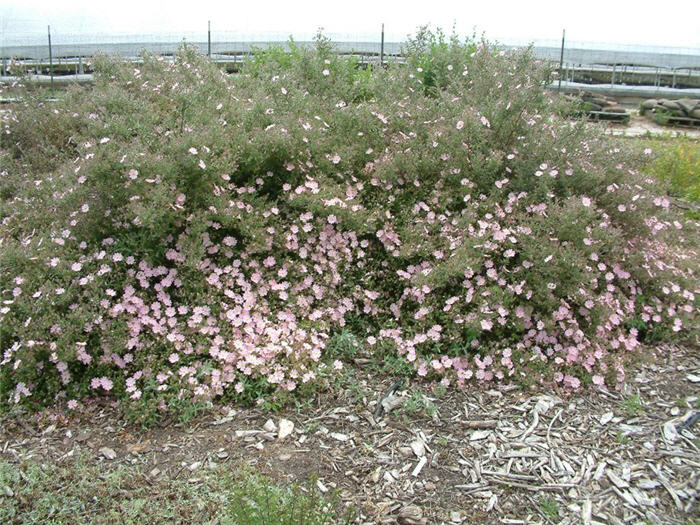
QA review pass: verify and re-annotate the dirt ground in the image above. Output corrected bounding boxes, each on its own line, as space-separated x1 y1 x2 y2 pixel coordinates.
1 344 698 524
597 112 700 139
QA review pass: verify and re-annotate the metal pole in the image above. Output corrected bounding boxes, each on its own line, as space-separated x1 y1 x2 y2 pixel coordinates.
557 29 565 92
380 23 384 68
208 20 211 58
48 25 54 92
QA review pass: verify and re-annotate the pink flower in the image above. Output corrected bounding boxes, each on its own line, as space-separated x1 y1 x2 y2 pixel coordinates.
67 399 78 409
456 120 464 130
480 116 490 128
322 69 330 76
71 262 82 272
582 196 591 207
480 319 493 331
188 147 198 155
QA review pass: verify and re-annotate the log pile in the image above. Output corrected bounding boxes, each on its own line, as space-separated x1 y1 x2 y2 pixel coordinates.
640 98 700 127
566 91 630 123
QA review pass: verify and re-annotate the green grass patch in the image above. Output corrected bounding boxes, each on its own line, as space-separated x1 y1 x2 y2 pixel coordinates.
0 457 352 524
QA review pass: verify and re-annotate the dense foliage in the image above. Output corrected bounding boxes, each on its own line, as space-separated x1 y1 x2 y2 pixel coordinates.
0 31 697 416
644 138 700 218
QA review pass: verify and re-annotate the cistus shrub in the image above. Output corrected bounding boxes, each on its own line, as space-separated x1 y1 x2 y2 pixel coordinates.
0 31 697 415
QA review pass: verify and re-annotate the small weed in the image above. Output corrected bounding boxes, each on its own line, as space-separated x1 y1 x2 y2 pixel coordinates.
621 394 644 417
401 390 437 419
432 383 447 398
538 496 560 521
616 431 631 445
326 330 363 359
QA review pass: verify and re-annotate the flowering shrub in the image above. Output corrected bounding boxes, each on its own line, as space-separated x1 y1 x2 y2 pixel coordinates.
0 33 697 415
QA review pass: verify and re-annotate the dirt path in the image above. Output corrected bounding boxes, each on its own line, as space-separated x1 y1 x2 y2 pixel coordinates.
1 344 698 524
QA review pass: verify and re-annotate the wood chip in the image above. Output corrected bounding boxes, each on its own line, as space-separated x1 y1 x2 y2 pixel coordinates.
411 456 427 477
648 464 683 511
470 430 490 441
606 470 629 489
98 447 116 460
410 438 425 457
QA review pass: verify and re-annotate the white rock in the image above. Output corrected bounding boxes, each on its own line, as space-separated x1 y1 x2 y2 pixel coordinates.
263 419 277 433
330 432 350 442
686 374 700 383
278 418 294 440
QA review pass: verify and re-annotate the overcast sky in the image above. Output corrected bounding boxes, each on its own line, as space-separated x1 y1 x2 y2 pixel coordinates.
2 0 699 48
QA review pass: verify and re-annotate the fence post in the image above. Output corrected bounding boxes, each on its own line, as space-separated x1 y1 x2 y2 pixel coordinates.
557 29 565 92
48 25 54 93
611 64 616 87
208 20 211 58
380 23 384 68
